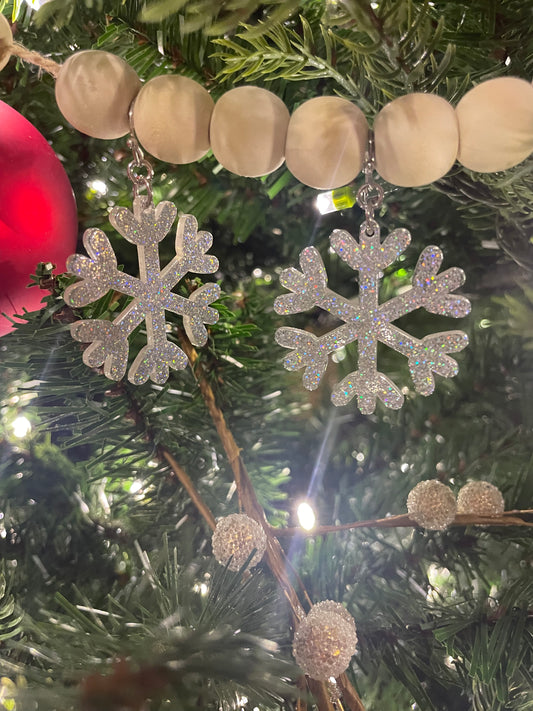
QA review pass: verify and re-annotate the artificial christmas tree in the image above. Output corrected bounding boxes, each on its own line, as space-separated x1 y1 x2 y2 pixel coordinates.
0 2 532 711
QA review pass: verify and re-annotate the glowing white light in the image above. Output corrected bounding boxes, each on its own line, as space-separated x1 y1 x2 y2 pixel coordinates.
316 191 336 215
12 416 31 438
332 346 346 363
129 480 143 494
193 582 209 595
87 179 108 196
237 696 248 707
24 0 51 8
297 502 316 531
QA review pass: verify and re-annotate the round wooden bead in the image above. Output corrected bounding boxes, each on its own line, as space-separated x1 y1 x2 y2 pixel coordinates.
456 77 533 172
0 14 13 71
374 93 458 187
285 96 368 189
55 50 141 139
210 86 290 177
133 75 214 164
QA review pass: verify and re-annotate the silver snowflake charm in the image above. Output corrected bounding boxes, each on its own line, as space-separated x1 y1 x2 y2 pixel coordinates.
64 197 220 385
274 216 471 414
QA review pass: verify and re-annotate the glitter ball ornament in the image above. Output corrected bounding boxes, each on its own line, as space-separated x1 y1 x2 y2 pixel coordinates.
0 100 77 336
457 481 505 517
293 600 358 681
407 480 456 530
211 514 267 571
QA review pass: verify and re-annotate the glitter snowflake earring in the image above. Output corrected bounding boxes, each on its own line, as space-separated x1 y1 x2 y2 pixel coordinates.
274 132 471 414
64 106 221 385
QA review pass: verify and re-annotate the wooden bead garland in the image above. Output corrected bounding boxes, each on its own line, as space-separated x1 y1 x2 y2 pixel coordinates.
374 93 459 187
55 50 141 140
210 86 290 177
48 49 533 185
285 96 368 190
133 75 214 164
456 76 533 172
0 14 12 72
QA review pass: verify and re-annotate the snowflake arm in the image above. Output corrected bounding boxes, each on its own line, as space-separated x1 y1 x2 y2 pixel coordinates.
275 323 359 390
379 324 469 395
164 283 221 346
274 247 358 322
331 370 404 413
274 217 471 414
65 230 142 305
64 197 220 385
381 246 471 322
161 214 221 346
330 221 411 272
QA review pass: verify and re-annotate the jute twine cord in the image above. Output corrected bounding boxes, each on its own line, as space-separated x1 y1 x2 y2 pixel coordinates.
9 42 61 77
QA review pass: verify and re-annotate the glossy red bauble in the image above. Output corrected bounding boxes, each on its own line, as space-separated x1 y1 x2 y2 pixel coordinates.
0 100 77 335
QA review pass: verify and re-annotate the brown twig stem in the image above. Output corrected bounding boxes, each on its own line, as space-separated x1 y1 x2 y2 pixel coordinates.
159 447 217 531
338 673 366 711
119 382 217 533
179 331 365 711
178 331 305 618
271 510 533 537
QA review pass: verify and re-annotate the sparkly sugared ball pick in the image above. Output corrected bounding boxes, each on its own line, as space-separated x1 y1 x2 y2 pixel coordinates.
293 600 358 681
211 513 267 571
457 481 504 517
407 480 456 530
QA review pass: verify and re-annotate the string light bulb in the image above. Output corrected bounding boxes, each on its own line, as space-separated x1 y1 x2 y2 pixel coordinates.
12 416 31 438
297 501 316 531
316 185 357 214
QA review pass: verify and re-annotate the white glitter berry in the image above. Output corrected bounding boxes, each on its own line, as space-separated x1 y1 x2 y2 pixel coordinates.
457 481 504 517
293 600 358 681
212 513 267 571
274 217 470 414
407 480 456 530
64 197 220 385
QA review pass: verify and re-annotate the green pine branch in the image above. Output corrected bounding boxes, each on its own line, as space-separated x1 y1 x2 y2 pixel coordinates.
2 538 296 711
0 566 23 643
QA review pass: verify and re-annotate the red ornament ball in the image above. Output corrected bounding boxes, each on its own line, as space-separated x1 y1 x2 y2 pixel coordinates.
0 100 77 335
